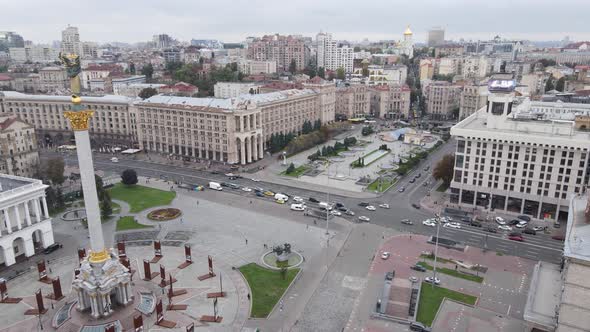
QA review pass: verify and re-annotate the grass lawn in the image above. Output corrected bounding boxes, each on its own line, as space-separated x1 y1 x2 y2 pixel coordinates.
419 253 453 264
417 262 483 283
239 263 299 318
109 183 176 213
417 283 477 326
115 216 153 231
367 177 397 192
436 182 450 192
281 165 309 177
112 201 121 214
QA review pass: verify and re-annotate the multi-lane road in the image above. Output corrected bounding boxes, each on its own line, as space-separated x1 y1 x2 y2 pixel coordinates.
46 141 564 264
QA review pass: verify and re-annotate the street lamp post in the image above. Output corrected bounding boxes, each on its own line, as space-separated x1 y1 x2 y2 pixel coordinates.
432 213 441 289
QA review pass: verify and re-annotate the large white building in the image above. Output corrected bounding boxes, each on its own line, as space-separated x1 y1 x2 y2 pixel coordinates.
0 173 54 267
316 32 354 73
450 77 590 223
238 59 277 75
214 82 261 98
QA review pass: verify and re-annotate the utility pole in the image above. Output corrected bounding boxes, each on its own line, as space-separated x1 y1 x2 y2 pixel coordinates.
432 213 441 289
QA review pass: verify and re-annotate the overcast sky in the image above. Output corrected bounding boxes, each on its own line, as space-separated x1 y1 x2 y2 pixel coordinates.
4 0 589 44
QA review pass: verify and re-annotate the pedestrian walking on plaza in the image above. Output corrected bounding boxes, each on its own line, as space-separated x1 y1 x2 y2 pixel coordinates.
247 293 250 301
245 238 248 245
250 200 252 204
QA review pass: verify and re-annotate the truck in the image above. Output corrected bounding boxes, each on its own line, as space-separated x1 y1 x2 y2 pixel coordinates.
208 182 222 191
274 193 289 202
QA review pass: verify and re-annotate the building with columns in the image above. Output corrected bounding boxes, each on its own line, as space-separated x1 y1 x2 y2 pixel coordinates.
450 76 590 223
0 173 54 267
0 116 39 177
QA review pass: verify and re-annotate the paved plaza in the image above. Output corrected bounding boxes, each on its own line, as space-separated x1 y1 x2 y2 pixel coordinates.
0 177 352 331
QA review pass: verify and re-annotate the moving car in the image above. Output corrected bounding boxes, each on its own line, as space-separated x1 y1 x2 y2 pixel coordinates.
345 210 355 216
110 157 119 163
495 217 506 225
250 178 260 182
290 204 305 211
275 199 285 204
552 235 565 241
381 252 391 260
424 276 441 285
398 187 406 192
379 203 390 209
358 202 370 207
412 203 421 209
241 187 252 192
330 210 342 216
509 219 521 226
366 205 376 211
523 228 537 235
334 202 345 209
517 215 531 222
358 216 370 222
228 183 240 189
337 206 348 212
43 243 63 254
515 221 528 228
443 222 461 229
401 219 413 225
264 191 275 196
533 226 547 231
508 234 524 241
422 220 436 227
319 202 332 210
411 264 427 272
409 276 419 283
255 191 264 197
410 322 431 332
498 225 513 231
470 221 482 227
416 173 422 178
208 182 223 191
274 193 289 202
293 196 304 203
309 197 320 203
483 227 498 233
409 178 415 183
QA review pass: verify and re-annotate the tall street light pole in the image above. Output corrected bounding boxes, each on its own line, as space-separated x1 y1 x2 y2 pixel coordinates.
432 213 441 289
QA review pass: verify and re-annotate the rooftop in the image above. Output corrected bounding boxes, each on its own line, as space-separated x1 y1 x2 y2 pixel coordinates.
0 174 31 193
523 262 561 329
564 195 590 261
433 299 526 332
0 91 133 104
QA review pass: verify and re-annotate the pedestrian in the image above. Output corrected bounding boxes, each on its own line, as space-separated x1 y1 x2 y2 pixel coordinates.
280 300 284 311
455 264 458 271
245 238 248 245
314 219 317 225
197 200 199 205
247 293 251 301
180 218 183 224
250 200 252 204
306 224 309 230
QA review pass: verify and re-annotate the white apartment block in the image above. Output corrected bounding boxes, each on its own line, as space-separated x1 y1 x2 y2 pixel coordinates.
520 72 550 96
214 82 261 98
459 83 488 120
424 81 461 120
9 46 59 63
0 116 39 177
363 65 408 86
238 60 277 75
61 26 81 56
0 173 55 267
38 67 68 93
335 84 370 118
461 55 491 78
369 85 412 119
437 57 460 76
111 75 147 95
450 78 590 222
316 33 354 73
0 92 135 147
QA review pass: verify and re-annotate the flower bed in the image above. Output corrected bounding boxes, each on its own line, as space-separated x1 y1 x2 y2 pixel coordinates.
147 208 182 221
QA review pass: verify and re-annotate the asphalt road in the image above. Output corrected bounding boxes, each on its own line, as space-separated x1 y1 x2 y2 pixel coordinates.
43 140 564 265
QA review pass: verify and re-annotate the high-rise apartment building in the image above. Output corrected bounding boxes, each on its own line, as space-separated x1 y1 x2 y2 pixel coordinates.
153 34 173 49
61 25 81 55
247 34 306 73
0 31 24 51
427 27 445 47
424 81 461 120
316 32 354 73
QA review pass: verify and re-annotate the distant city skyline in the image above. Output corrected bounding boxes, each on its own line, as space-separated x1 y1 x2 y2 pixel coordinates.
3 0 589 45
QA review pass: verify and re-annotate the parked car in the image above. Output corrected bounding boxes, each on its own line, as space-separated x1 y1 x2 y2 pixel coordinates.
410 322 431 332
263 191 275 196
290 204 305 211
498 225 513 231
43 243 63 254
358 216 370 222
275 199 285 204
292 196 304 203
330 210 342 216
509 219 521 226
424 276 441 285
255 191 264 197
401 219 414 225
423 166 430 171
334 202 345 209
523 228 537 235
385 272 394 281
553 222 561 228
345 209 355 216
409 178 416 183
484 227 498 233
381 252 391 260
515 221 528 228
366 205 376 211
460 217 472 223
409 276 419 283
412 203 421 209
411 264 427 272
533 226 547 231
518 215 531 222
110 157 119 163
470 221 482 227
416 173 422 178
495 217 506 225
358 202 370 207
422 220 436 227
309 197 320 203
221 182 230 187
337 206 348 212
398 187 406 192
552 234 565 241
241 187 252 192
379 203 390 209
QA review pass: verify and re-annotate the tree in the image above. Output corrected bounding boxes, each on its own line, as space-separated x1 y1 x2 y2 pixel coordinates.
538 59 557 68
95 174 105 201
289 59 297 74
138 87 158 99
286 163 296 174
452 106 460 119
336 67 345 80
545 75 555 92
129 62 136 74
141 63 154 79
45 186 57 211
56 187 65 210
317 67 325 79
45 158 65 185
313 120 321 131
101 191 113 218
433 154 455 186
166 61 183 74
555 77 566 92
121 169 138 185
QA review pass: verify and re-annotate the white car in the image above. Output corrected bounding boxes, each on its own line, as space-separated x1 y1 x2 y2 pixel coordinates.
379 203 390 209
250 178 260 182
241 187 252 192
366 205 376 211
423 220 436 227
498 225 513 231
110 157 119 163
424 276 441 285
225 173 235 177
495 217 506 225
359 216 370 222
443 222 461 229
293 196 304 203
381 252 391 260
515 221 528 228
409 276 419 283
330 210 342 216
290 204 306 211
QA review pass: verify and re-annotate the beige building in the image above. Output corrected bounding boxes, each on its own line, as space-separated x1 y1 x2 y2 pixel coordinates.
0 116 39 177
424 81 461 120
335 84 370 118
238 60 277 75
303 77 336 125
247 34 306 72
38 67 68 93
369 84 412 119
459 82 488 120
0 92 135 147
419 58 435 81
214 82 261 98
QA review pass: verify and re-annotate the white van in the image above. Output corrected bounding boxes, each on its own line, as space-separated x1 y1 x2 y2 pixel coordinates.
274 193 289 202
110 157 119 163
208 182 222 191
319 202 332 210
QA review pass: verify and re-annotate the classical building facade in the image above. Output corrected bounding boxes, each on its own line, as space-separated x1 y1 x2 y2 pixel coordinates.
459 82 488 120
450 78 590 222
335 84 370 118
0 173 54 267
424 81 461 120
369 84 412 119
0 116 39 177
38 67 68 93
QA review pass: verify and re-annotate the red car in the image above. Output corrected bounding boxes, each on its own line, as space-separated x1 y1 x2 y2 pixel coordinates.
508 234 524 242
552 235 565 241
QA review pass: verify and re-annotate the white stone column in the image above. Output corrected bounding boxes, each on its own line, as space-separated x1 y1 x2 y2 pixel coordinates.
76 290 85 311
14 205 22 230
24 238 35 257
3 209 12 234
125 282 133 301
3 247 16 266
42 197 49 218
90 294 99 318
246 137 252 163
24 201 32 226
43 230 55 247
258 135 264 159
240 139 246 165
73 130 105 254
34 198 41 222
